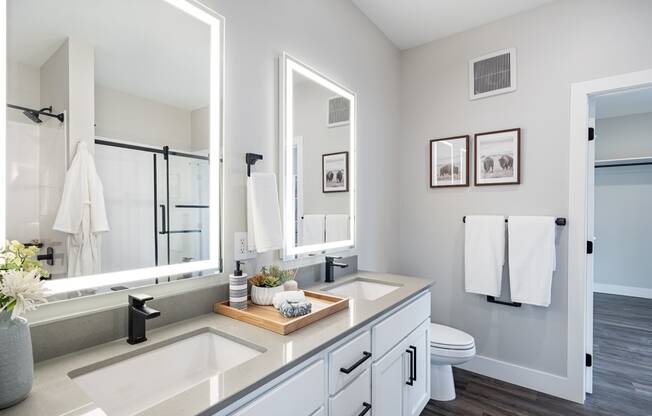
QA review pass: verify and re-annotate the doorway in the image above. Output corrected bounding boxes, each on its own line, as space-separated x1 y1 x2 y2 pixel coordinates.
568 69 652 404
585 86 652 411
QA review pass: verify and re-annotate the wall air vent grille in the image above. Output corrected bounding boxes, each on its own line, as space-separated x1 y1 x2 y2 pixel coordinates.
469 48 516 100
328 96 350 127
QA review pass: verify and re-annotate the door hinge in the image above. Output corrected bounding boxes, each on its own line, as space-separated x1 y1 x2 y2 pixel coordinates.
588 127 595 141
587 241 594 254
586 353 593 367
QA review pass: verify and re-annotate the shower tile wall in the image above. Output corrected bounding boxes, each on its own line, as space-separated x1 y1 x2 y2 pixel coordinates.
6 61 68 278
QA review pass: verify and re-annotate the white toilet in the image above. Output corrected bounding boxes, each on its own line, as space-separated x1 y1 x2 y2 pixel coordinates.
430 323 476 401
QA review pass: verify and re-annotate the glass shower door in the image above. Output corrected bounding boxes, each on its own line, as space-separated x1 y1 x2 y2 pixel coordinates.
154 150 210 269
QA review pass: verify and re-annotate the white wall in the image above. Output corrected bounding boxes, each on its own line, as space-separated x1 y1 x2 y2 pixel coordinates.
594 113 652 296
6 62 41 243
95 85 193 150
595 112 652 159
191 106 210 151
398 0 652 383
202 0 401 273
39 42 72 277
294 80 350 215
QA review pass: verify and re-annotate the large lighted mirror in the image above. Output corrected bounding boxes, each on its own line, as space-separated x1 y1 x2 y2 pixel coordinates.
280 54 356 257
3 0 223 300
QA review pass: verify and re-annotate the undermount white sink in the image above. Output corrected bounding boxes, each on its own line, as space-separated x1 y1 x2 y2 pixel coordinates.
324 278 401 301
70 329 264 416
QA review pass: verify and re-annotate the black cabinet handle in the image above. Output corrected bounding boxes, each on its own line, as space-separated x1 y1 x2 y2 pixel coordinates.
409 345 417 381
340 351 372 374
159 204 167 234
406 348 414 385
358 402 372 416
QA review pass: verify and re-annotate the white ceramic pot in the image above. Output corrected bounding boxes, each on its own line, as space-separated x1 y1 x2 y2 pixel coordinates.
250 285 284 306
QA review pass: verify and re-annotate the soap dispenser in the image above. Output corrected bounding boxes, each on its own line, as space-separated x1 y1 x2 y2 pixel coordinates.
229 261 248 310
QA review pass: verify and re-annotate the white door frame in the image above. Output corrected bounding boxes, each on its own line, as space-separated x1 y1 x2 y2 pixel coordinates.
568 68 652 403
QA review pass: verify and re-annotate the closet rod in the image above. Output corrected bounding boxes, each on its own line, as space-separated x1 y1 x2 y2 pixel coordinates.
595 161 652 168
462 216 567 226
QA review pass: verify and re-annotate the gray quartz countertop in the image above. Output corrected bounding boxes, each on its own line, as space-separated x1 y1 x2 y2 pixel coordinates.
0 271 431 416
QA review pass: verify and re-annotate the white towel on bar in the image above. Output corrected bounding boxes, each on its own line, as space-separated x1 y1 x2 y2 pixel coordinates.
508 216 556 307
246 172 283 253
325 214 349 242
302 214 325 245
464 215 505 297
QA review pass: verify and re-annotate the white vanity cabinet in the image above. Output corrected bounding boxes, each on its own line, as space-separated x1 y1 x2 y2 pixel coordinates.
372 320 430 416
231 360 326 416
221 291 431 416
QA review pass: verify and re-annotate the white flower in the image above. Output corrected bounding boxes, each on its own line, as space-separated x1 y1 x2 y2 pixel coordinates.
0 269 48 320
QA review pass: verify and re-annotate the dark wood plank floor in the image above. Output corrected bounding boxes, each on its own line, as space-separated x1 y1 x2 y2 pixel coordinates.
421 293 652 416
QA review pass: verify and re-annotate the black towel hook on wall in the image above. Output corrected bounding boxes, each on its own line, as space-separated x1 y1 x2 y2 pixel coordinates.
245 153 263 177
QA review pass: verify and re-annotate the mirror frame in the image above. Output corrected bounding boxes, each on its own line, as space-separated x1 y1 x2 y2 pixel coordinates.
279 53 356 258
0 0 225 297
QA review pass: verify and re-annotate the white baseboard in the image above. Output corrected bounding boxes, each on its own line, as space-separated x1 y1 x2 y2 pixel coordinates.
457 354 578 402
594 283 652 299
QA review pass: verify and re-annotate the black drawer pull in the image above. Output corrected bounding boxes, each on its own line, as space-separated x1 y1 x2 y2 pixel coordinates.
409 345 417 381
340 351 372 374
406 348 414 385
358 402 372 416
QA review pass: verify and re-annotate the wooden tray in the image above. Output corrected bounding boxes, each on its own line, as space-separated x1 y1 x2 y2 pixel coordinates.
214 291 349 335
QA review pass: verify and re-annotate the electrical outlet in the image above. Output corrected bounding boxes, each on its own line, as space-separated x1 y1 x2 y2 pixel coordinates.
234 232 256 261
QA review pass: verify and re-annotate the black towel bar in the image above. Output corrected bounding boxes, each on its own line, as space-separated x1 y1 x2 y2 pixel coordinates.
486 296 522 308
462 216 566 226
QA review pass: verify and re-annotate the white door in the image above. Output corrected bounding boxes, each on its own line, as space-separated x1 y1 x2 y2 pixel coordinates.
405 321 431 416
585 101 596 394
372 342 409 416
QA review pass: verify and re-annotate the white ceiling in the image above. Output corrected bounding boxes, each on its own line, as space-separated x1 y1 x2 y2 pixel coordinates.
595 86 652 119
8 0 210 110
352 0 557 50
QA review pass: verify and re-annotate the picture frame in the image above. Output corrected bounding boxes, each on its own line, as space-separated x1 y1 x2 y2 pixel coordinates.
322 151 349 193
429 135 470 188
474 128 521 186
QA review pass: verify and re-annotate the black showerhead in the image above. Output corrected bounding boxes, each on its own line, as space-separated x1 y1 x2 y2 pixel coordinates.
22 109 45 123
7 104 64 124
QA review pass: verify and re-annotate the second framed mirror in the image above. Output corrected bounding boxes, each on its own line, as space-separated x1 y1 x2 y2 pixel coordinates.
279 53 356 258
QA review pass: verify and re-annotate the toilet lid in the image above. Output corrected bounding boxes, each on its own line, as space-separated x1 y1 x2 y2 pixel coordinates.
430 323 474 350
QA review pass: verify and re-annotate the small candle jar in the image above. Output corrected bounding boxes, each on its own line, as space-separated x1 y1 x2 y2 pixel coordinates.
283 280 298 291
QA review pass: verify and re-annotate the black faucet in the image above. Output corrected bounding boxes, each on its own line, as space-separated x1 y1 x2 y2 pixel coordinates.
325 256 348 283
127 294 160 345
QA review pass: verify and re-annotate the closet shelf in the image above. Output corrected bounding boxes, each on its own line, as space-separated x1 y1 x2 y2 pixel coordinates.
595 156 652 168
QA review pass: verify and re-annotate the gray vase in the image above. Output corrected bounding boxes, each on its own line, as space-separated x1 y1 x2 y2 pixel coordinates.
0 310 34 409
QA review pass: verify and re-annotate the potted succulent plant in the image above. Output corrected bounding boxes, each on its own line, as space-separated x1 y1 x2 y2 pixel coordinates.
249 265 294 306
0 241 48 409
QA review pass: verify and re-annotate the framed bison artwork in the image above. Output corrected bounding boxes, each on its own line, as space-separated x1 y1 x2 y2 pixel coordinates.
429 135 469 188
474 128 521 186
323 151 349 193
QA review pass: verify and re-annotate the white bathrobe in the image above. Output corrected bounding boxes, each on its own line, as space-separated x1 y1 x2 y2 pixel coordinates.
53 142 110 276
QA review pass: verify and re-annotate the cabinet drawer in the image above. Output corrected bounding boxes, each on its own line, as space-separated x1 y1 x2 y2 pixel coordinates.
372 292 430 359
329 368 371 416
329 330 371 394
232 360 325 416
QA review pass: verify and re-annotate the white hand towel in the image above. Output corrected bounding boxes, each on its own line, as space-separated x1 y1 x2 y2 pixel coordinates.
464 215 505 297
302 215 325 245
325 214 349 242
508 216 556 307
246 172 283 253
53 142 110 276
